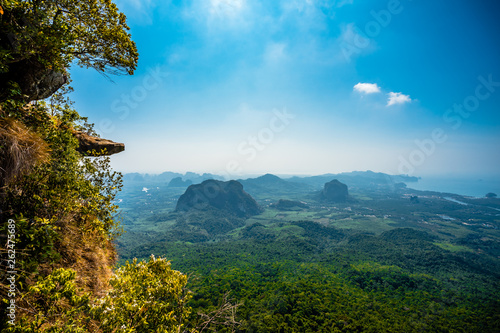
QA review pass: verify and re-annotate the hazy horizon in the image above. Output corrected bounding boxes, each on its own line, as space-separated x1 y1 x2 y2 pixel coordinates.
122 169 500 199
119 169 500 180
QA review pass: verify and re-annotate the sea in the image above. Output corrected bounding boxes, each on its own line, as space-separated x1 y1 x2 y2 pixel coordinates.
407 176 500 198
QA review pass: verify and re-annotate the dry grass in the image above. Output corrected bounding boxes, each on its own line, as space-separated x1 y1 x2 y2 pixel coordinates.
59 218 117 296
32 213 118 296
0 117 51 187
5 214 118 330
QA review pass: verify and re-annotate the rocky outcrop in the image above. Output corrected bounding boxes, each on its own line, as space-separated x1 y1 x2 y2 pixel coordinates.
176 180 263 218
0 24 68 102
319 179 348 202
0 56 67 102
73 131 125 156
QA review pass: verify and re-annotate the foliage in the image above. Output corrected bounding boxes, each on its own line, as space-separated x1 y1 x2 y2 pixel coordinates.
4 268 91 333
4 257 196 333
120 225 500 332
0 96 128 327
0 0 138 75
92 255 193 333
2 101 121 243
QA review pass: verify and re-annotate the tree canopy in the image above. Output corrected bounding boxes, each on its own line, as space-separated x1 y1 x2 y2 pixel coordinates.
0 0 138 75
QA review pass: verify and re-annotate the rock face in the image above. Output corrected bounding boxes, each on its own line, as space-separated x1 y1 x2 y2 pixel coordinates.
0 56 67 102
319 179 348 202
73 131 125 156
176 180 263 218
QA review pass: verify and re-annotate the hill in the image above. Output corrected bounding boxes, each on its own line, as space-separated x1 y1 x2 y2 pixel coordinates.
176 179 262 218
238 173 314 199
271 199 310 210
168 177 193 188
319 179 349 202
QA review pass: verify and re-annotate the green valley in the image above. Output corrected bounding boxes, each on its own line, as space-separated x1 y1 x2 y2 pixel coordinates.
116 172 500 332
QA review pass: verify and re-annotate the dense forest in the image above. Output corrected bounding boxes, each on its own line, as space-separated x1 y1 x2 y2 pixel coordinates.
117 173 500 332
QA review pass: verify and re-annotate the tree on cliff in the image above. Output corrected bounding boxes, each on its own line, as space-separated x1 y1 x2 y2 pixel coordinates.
0 0 138 101
0 1 194 332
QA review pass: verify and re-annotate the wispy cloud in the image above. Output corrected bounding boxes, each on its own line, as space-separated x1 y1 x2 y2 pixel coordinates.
336 0 353 7
338 23 375 61
114 0 156 24
209 0 245 18
264 42 287 63
353 82 381 94
183 0 252 33
387 92 411 106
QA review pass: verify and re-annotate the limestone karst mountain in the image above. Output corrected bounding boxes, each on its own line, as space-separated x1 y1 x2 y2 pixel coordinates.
168 177 193 188
319 179 349 202
176 179 263 218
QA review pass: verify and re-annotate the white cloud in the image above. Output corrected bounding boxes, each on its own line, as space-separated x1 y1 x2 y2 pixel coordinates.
353 82 381 94
387 92 411 106
353 84 412 107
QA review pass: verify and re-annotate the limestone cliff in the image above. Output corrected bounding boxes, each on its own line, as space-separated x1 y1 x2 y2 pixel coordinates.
319 179 349 202
176 179 263 218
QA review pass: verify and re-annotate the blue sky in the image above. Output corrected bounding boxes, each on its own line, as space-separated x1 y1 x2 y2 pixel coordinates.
70 0 500 178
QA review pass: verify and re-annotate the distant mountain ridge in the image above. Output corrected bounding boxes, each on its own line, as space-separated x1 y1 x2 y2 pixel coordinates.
122 170 420 192
168 177 192 188
123 171 224 184
289 170 419 189
238 173 314 198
